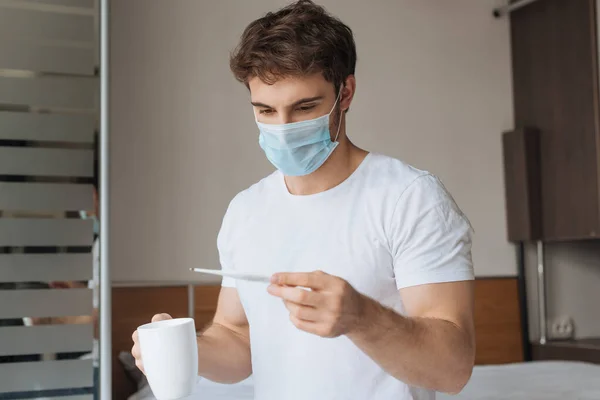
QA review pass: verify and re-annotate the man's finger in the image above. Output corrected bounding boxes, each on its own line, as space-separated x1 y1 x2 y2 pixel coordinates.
131 344 140 359
151 313 172 322
135 359 145 374
268 285 321 305
271 271 328 290
283 300 320 322
289 314 320 335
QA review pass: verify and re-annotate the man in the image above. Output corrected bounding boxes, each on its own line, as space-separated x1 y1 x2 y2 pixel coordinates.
132 1 475 399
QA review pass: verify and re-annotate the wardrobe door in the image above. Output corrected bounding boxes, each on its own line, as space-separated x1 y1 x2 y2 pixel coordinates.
510 0 600 240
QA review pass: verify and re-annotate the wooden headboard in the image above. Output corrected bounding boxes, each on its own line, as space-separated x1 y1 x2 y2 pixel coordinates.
111 278 524 399
473 278 524 364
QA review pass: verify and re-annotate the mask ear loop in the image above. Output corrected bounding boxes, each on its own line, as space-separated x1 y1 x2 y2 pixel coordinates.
332 85 344 142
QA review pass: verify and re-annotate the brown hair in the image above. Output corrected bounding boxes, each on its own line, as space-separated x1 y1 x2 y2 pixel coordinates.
230 0 356 93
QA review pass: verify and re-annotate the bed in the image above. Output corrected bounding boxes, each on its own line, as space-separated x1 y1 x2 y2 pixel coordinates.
128 361 600 400
124 360 600 400
439 361 600 400
112 279 599 400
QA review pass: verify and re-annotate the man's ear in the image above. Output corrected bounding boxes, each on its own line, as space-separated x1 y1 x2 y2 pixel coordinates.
341 75 356 112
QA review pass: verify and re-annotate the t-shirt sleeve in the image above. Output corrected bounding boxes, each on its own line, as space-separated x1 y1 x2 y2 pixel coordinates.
216 193 245 288
389 174 474 290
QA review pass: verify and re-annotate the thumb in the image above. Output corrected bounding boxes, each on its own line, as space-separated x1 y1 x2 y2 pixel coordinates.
151 313 172 322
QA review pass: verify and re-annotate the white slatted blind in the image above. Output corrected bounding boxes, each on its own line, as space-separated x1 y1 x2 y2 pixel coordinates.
0 219 93 246
0 360 93 392
0 112 95 143
34 396 93 400
0 77 97 109
0 36 95 76
0 0 99 397
0 183 93 211
0 5 94 42
0 324 93 356
32 396 92 400
0 147 94 177
30 0 95 7
0 254 93 282
0 0 96 75
0 289 93 319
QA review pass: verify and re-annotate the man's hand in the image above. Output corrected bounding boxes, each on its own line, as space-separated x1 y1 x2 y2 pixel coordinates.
267 270 366 338
131 313 172 373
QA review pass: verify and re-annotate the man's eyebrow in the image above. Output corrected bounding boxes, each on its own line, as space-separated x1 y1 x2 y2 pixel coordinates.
250 101 273 108
290 96 324 107
250 96 324 109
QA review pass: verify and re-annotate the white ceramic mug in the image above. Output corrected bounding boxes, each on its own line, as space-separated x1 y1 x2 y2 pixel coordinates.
137 318 199 400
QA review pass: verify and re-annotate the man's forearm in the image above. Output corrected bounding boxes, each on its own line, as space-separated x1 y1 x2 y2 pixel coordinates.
347 296 474 394
196 322 252 384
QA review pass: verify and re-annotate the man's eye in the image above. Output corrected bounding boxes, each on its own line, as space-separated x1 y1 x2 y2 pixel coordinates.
297 105 316 112
259 109 274 115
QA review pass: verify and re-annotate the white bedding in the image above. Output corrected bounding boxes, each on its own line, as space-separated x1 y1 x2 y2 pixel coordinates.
129 361 600 400
439 361 600 400
128 377 254 400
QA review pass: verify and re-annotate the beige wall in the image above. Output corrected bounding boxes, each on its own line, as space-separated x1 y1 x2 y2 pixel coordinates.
109 0 515 283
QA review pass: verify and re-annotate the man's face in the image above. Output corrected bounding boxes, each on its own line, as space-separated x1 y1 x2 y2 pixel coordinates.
249 73 341 128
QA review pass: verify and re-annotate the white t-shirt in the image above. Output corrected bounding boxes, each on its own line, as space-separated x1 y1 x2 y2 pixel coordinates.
217 153 474 400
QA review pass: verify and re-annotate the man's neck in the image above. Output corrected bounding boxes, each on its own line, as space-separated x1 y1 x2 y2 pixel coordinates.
284 140 369 196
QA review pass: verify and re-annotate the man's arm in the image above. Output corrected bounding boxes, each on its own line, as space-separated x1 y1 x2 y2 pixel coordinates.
347 280 475 394
196 287 252 383
132 287 252 384
268 272 475 395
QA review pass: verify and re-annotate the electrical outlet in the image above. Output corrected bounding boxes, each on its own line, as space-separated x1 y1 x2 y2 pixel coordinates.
549 315 575 340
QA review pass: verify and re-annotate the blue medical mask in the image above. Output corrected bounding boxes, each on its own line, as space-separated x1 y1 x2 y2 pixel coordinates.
256 88 343 176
